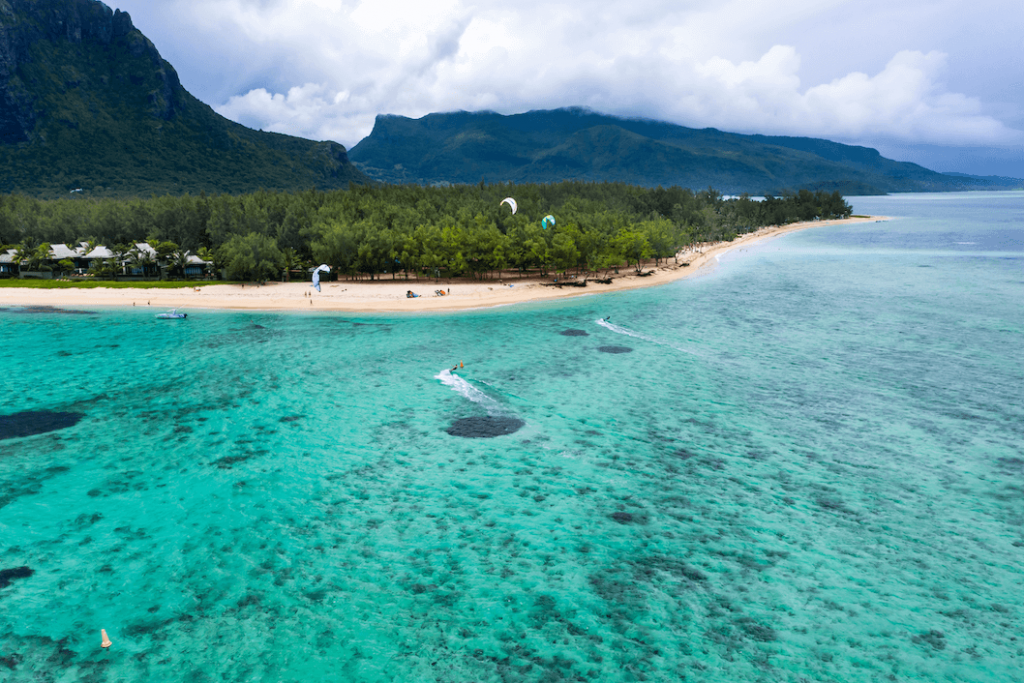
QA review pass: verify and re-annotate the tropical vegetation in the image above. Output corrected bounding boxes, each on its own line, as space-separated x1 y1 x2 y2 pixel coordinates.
1 183 852 282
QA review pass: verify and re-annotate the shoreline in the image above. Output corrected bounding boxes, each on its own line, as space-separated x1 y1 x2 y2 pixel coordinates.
0 216 886 313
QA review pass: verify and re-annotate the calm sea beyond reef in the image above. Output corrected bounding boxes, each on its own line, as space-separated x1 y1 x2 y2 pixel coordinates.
1 192 1022 682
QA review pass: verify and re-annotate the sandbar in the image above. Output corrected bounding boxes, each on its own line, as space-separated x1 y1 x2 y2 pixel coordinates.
0 216 886 313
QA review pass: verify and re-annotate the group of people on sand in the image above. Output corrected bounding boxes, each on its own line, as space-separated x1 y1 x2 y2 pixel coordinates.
406 288 450 298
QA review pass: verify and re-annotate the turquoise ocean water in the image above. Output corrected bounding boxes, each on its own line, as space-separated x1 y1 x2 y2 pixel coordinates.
1 192 1022 682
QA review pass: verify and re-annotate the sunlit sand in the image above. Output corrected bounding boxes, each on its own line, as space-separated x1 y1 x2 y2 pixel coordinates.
0 217 885 312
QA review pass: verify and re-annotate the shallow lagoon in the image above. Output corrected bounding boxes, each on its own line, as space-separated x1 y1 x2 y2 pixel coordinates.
1 193 1022 682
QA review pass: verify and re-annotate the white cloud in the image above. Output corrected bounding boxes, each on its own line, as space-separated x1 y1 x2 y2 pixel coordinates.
112 0 1023 151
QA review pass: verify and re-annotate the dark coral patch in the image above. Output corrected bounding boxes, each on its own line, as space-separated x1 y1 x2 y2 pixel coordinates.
212 454 254 469
447 416 525 438
560 329 589 337
597 346 633 354
0 653 22 670
7 305 97 315
0 566 34 588
912 630 946 650
0 411 85 440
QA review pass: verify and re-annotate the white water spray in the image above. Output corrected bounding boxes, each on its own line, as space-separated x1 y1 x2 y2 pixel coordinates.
596 319 707 359
435 368 505 415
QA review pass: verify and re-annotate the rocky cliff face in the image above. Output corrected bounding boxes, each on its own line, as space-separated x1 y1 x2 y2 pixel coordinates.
0 0 181 144
0 0 366 197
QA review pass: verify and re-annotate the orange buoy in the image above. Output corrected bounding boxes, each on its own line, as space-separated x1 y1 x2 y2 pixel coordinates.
101 629 112 648
460 361 464 368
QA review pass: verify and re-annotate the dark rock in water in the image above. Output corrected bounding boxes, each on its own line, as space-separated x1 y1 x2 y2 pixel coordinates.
1 652 22 670
738 618 777 642
279 415 303 423
212 454 254 469
560 329 589 336
610 511 648 525
447 416 525 438
411 583 437 594
8 305 97 315
997 456 1024 473
0 566 33 588
0 411 85 440
598 346 633 354
680 564 707 581
51 637 77 666
912 630 946 651
237 594 261 609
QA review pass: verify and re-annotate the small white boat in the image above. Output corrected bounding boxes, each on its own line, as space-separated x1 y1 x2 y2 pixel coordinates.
156 309 188 319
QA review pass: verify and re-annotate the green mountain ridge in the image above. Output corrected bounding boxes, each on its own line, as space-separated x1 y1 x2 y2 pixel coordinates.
0 0 368 198
349 108 1023 194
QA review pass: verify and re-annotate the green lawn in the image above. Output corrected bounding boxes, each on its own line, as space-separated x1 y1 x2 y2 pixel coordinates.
0 279 240 289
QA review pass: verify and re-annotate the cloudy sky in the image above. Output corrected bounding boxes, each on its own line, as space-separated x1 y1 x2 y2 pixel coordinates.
110 0 1023 176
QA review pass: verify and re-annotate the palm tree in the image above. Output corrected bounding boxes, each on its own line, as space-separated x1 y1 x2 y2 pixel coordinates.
11 244 29 276
76 239 96 258
111 244 132 278
196 246 217 279
171 249 191 279
281 248 304 281
129 246 156 278
27 243 51 272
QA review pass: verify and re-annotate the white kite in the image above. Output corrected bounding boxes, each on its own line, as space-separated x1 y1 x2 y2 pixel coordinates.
311 264 331 292
500 197 517 215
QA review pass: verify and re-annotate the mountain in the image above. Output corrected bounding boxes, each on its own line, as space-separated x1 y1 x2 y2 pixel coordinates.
349 108 1023 195
0 0 368 198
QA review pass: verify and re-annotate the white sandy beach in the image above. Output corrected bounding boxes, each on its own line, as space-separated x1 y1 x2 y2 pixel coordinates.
0 216 885 312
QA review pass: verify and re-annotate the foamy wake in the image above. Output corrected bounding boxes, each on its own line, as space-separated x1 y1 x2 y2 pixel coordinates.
596 319 707 359
435 368 505 415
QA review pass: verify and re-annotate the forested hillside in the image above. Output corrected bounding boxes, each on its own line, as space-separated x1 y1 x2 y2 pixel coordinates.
349 108 1020 194
0 0 368 198
1 183 851 281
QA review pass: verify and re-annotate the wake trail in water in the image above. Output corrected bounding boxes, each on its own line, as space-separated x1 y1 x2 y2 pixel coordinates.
596 319 709 360
435 369 506 416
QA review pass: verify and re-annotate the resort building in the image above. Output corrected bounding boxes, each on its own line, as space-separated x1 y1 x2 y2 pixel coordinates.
0 242 213 279
0 249 17 276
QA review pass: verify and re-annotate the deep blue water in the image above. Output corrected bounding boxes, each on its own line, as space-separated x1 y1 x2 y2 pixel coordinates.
1 192 1022 682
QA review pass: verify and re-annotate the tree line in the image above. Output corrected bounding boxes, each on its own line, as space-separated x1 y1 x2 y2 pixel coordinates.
0 183 852 281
